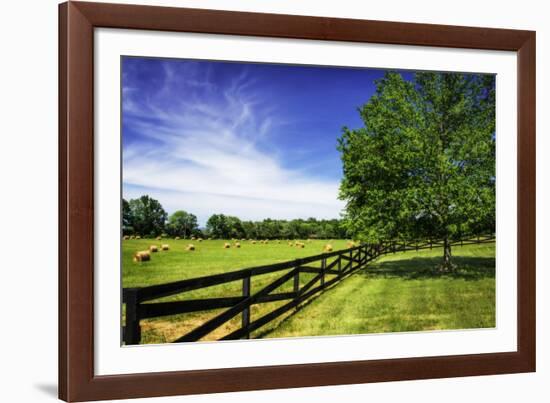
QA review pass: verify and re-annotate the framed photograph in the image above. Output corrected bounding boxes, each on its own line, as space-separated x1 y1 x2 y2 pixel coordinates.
59 1 535 401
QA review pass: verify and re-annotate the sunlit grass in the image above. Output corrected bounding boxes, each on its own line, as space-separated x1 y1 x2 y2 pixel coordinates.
122 239 495 343
263 242 495 338
122 238 350 343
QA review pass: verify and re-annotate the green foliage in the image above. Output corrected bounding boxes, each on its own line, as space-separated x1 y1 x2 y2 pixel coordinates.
205 214 348 240
127 195 167 237
338 72 495 252
166 210 199 238
122 198 133 235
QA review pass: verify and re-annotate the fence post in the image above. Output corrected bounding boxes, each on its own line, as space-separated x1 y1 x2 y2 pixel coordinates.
321 258 326 288
293 267 300 295
123 288 141 345
337 253 342 276
242 276 251 339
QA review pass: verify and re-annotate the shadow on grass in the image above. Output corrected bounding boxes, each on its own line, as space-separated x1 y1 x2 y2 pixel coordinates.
255 255 495 338
360 256 495 281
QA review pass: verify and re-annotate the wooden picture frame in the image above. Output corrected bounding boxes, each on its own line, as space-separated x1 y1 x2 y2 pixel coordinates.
59 1 536 401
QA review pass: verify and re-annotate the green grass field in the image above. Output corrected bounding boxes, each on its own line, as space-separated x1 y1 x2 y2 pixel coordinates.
263 242 495 338
122 239 495 343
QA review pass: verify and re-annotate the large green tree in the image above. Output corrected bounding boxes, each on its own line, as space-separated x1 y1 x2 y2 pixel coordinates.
166 210 198 238
338 71 495 270
128 195 167 237
206 214 230 239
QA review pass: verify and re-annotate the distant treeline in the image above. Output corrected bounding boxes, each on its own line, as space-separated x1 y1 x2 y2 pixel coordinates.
123 195 349 240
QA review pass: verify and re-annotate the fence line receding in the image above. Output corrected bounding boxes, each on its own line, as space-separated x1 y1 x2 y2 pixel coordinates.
122 234 495 345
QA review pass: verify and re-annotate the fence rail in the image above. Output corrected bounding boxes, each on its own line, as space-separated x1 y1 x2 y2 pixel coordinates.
123 234 495 345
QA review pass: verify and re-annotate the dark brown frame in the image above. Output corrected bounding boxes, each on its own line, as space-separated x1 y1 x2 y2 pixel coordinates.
59 1 536 401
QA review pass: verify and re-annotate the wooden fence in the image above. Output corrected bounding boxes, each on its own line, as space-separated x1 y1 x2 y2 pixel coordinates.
123 234 495 345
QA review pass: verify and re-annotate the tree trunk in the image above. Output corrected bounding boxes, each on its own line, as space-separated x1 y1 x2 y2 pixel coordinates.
440 237 455 272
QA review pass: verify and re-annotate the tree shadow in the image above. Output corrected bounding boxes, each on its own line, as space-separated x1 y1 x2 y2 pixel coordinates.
359 256 495 281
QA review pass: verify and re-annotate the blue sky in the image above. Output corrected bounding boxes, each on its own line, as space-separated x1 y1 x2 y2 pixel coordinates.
122 57 406 226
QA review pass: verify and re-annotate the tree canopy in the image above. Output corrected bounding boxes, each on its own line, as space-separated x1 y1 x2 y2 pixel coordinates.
126 195 168 237
338 71 495 269
122 195 347 239
166 210 199 238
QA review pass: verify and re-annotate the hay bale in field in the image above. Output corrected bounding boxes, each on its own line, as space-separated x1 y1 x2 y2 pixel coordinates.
324 244 333 252
235 242 241 248
161 244 169 251
198 238 203 242
133 251 150 262
186 244 195 251
191 236 196 240
347 241 356 248
295 242 305 248
288 242 293 246
156 236 162 241
175 236 180 240
135 235 141 239
251 240 256 244
149 245 158 252
123 235 129 240
223 242 231 249
129 235 135 240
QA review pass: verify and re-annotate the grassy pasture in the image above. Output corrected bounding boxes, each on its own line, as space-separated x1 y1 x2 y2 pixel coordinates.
263 242 495 339
123 238 350 343
122 239 495 344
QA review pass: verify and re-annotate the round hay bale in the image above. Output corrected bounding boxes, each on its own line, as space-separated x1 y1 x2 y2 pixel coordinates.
198 238 203 242
175 236 180 240
149 245 158 252
161 244 170 251
133 251 150 262
251 240 256 244
186 244 195 251
324 244 333 252
156 236 162 241
135 235 141 239
123 235 129 241
191 236 196 240
223 242 231 249
235 242 241 248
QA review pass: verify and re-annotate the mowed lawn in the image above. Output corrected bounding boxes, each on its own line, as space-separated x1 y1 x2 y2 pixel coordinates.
122 238 352 343
122 239 495 343
263 242 495 339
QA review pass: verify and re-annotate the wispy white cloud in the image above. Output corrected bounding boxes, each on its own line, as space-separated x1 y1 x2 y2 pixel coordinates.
123 60 344 225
